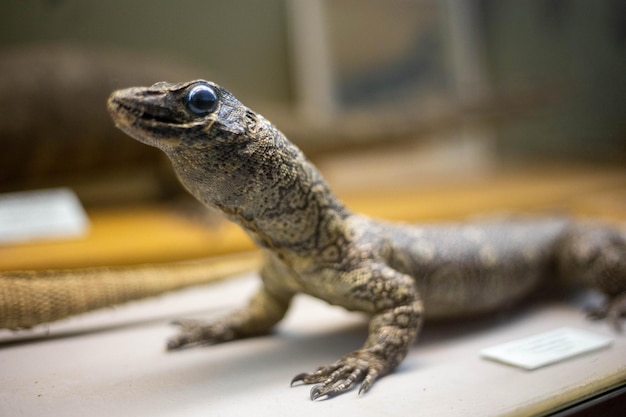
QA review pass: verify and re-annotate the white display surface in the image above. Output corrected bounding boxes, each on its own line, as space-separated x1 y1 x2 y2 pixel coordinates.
1 274 624 416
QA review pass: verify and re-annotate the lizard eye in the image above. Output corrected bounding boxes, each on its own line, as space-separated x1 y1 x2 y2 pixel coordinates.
185 84 218 115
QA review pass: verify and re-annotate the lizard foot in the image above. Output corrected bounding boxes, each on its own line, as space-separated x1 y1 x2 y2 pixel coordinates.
586 292 626 333
290 350 387 400
166 319 236 351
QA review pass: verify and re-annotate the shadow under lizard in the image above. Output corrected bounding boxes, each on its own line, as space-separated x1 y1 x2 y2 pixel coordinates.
107 80 626 400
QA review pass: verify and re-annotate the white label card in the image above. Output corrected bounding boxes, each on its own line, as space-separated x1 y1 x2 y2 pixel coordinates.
0 188 89 245
480 327 613 370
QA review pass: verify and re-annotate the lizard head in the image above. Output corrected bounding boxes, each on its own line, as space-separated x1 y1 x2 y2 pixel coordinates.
107 80 305 213
107 79 242 150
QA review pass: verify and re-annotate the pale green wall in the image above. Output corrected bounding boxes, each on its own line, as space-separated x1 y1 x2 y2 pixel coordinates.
482 0 626 161
2 0 623 161
0 0 293 103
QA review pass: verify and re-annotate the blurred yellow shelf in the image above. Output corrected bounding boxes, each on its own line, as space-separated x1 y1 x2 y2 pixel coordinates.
1 165 624 271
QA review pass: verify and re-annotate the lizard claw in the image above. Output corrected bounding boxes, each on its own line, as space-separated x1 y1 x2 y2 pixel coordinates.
310 384 341 401
289 373 309 387
587 292 626 333
290 350 384 399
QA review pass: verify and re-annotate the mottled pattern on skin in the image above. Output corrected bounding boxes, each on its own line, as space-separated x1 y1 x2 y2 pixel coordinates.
107 80 626 400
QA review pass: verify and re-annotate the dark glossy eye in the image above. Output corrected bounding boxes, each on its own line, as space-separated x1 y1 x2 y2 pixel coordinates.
185 84 218 115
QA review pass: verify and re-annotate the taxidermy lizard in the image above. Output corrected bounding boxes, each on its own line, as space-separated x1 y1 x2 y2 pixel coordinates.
107 80 626 400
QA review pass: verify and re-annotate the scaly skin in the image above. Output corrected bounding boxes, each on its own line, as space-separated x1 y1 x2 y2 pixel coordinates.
0 253 261 330
107 80 626 400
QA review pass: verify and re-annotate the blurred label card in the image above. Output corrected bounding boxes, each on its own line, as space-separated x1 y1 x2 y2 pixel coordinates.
0 188 89 244
480 327 613 370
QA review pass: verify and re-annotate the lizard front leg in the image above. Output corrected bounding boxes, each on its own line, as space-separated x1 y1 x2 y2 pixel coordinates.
167 260 294 350
291 265 423 400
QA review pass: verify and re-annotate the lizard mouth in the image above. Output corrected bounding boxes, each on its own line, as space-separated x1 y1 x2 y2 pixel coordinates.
114 100 180 126
107 94 183 148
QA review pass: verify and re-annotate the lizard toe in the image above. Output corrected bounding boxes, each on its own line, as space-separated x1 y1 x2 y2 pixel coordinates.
290 364 341 386
309 366 364 401
166 319 236 350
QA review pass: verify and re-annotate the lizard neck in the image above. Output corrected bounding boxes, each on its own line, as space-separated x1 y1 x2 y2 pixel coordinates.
169 119 351 261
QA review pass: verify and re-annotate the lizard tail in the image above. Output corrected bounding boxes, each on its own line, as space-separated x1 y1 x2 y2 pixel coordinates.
0 252 261 330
